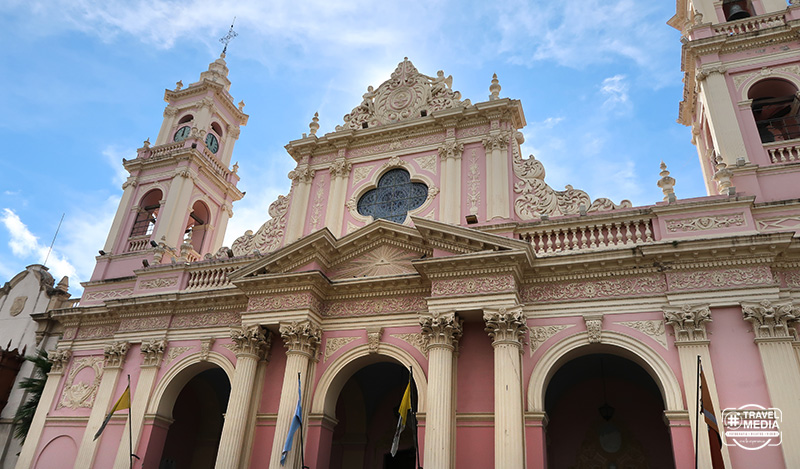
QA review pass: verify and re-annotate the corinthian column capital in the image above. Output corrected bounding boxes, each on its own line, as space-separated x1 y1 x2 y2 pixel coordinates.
741 299 799 340
663 304 712 343
420 311 463 352
140 339 166 367
484 306 527 347
103 341 130 369
280 321 322 359
230 325 271 359
47 349 72 374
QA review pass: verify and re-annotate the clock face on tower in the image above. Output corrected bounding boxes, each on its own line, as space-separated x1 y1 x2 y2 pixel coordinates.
205 133 219 154
173 126 191 142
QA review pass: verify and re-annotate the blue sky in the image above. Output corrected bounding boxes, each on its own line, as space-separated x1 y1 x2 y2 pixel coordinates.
0 0 703 294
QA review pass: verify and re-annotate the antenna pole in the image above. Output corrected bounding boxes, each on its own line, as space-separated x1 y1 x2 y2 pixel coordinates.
43 213 65 267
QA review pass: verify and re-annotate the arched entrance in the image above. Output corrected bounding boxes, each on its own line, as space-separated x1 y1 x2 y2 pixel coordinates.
545 353 675 469
328 361 418 469
141 365 231 469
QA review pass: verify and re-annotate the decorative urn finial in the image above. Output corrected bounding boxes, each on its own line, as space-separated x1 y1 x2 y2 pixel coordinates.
657 161 677 202
175 80 183 91
489 73 501 100
309 112 320 136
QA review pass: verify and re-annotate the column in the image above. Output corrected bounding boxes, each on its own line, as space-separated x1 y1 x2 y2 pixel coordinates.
269 321 322 469
112 339 166 468
484 306 527 468
663 304 730 469
215 326 271 469
482 132 511 220
438 142 464 225
324 157 351 237
742 300 800 467
103 179 138 253
285 167 315 242
420 311 462 469
74 342 129 469
15 350 71 469
698 67 748 166
155 105 178 146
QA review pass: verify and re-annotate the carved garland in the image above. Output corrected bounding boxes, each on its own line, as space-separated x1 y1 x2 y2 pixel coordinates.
665 213 745 232
431 274 515 297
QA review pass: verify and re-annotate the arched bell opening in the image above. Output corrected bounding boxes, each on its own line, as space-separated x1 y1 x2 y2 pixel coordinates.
749 78 800 143
186 200 210 253
544 353 676 469
140 364 230 469
327 361 418 469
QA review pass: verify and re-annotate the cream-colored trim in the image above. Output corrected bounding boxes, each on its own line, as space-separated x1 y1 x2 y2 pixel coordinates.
146 351 234 416
310 343 427 416
738 70 800 101
527 330 684 412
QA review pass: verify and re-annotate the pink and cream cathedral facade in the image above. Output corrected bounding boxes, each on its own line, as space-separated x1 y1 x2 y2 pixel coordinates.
14 2 800 468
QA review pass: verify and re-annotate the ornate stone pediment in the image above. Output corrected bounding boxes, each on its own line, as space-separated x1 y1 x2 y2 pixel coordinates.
327 244 419 280
336 58 470 131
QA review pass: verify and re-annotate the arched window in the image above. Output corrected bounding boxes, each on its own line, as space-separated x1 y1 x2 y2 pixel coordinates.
749 79 800 143
130 190 163 237
210 122 223 137
357 168 428 224
185 201 210 252
178 114 194 125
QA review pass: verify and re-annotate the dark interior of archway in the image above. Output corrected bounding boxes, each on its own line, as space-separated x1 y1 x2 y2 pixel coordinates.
545 354 675 469
159 368 230 469
329 362 418 469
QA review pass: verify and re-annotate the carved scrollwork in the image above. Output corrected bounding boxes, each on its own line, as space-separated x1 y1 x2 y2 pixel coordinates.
230 194 290 256
512 145 631 220
337 58 469 131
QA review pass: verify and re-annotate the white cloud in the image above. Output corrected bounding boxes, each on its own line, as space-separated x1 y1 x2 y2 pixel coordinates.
600 74 629 110
102 146 132 187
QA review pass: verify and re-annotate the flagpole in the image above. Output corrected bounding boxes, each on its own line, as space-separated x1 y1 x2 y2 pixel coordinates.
128 374 133 469
298 372 308 469
410 366 422 469
695 355 700 469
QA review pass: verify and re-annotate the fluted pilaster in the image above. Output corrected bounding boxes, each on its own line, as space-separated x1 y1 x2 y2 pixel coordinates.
420 312 462 469
215 326 271 469
484 306 527 468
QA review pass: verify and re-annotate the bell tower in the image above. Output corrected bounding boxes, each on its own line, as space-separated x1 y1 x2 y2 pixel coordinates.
91 54 248 281
671 1 800 201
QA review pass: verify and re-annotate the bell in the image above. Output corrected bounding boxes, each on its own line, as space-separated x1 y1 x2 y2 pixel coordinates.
727 4 751 21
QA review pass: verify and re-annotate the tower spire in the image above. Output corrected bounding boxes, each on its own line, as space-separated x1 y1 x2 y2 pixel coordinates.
219 17 238 56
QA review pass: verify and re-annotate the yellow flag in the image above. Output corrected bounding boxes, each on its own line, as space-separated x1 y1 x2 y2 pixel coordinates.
93 385 131 441
390 379 412 456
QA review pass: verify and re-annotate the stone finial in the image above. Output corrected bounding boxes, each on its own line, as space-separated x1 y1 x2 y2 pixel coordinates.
238 100 245 111
56 276 69 293
143 138 151 149
657 161 677 202
309 112 320 136
232 161 239 173
712 152 734 195
175 80 183 91
489 73 501 100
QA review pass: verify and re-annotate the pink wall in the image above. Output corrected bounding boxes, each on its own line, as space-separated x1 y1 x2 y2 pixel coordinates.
455 321 494 466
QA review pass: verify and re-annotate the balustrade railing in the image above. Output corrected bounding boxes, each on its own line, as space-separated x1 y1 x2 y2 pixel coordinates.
126 235 151 253
518 215 654 255
186 264 239 290
713 12 785 36
764 139 800 164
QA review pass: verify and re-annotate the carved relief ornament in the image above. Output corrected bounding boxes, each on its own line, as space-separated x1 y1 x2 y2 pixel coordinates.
229 194 290 256
484 307 527 346
59 356 103 410
140 339 166 367
663 304 711 343
367 327 384 354
741 299 799 340
104 341 130 369
438 141 464 160
584 315 603 344
511 143 631 220
420 312 463 351
666 214 745 232
230 325 271 359
324 336 359 361
529 324 573 356
280 321 322 358
47 349 72 373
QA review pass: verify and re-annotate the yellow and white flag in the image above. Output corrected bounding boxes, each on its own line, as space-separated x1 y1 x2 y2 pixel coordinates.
93 385 131 441
390 373 412 456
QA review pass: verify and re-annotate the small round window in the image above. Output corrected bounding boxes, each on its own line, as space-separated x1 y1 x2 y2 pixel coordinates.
357 168 428 224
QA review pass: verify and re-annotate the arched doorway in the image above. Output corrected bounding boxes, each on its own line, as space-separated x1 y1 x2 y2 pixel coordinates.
149 367 230 469
328 361 418 469
545 353 675 469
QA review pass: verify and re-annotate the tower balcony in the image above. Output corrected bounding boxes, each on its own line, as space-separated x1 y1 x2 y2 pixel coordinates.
711 10 787 36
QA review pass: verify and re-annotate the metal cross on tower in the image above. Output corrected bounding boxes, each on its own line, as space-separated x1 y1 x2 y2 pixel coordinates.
220 17 238 55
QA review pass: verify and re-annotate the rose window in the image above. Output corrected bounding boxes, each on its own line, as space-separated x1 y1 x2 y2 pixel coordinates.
357 168 428 223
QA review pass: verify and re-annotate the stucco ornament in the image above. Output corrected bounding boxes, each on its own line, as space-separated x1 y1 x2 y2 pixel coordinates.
484 307 527 346
420 312 463 352
512 148 631 219
741 299 799 339
324 336 359 361
230 326 271 359
229 194 290 255
367 327 384 354
59 356 104 409
528 324 573 356
47 349 72 373
337 58 470 131
664 304 712 342
140 339 166 367
280 321 322 359
584 315 603 343
103 341 130 369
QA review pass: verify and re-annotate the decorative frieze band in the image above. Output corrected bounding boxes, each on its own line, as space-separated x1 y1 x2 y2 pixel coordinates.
665 213 745 232
280 321 322 359
522 275 666 302
431 274 515 297
484 306 527 347
667 266 773 291
664 304 711 343
248 292 321 313
420 312 463 352
321 296 426 317
230 325 271 359
741 299 799 340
